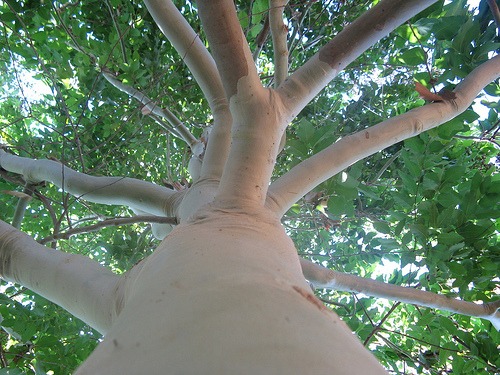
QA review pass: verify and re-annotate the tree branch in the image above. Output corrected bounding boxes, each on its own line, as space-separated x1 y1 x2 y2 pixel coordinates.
0 220 122 334
143 0 232 181
277 0 438 122
252 14 270 61
197 0 262 98
269 0 289 87
102 71 198 148
0 150 183 218
270 0 289 153
487 0 500 30
143 0 226 114
104 0 127 64
40 215 177 245
197 1 293 205
299 258 500 330
268 55 500 216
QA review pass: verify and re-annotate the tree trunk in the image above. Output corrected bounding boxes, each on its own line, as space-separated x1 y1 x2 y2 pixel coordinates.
75 205 387 374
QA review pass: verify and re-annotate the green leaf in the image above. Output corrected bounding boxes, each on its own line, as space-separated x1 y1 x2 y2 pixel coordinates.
373 221 391 234
437 232 464 246
295 118 315 143
398 47 426 65
0 369 26 375
453 19 480 54
327 196 355 218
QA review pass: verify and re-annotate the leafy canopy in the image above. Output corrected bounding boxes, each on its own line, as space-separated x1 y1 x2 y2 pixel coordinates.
0 0 498 374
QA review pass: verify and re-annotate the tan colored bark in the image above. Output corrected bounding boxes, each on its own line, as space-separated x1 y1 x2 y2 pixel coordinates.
75 208 388 374
268 55 500 215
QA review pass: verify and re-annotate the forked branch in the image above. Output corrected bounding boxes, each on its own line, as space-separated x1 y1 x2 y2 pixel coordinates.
268 55 500 215
197 0 262 98
197 0 289 205
269 0 289 87
144 0 232 180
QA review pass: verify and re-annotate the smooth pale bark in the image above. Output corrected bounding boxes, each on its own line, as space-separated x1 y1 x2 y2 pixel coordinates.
269 0 289 87
0 149 183 218
197 0 288 205
75 206 388 374
277 0 438 122
0 220 121 334
300 258 500 330
268 55 500 215
270 0 289 152
144 0 232 181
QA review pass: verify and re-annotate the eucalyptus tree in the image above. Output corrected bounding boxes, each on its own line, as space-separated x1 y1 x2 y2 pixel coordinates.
0 0 499 374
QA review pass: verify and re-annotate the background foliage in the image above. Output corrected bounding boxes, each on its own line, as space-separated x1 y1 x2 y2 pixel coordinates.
0 0 498 374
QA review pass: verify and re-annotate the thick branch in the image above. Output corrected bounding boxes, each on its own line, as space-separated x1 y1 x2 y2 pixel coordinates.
143 0 232 180
300 258 500 330
269 0 289 87
197 0 262 98
102 71 198 148
277 0 438 121
268 55 500 215
0 150 183 218
0 220 122 333
143 0 226 113
487 0 500 30
269 0 290 153
196 1 287 205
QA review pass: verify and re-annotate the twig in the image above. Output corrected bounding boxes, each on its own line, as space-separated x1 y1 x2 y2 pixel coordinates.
253 14 270 61
104 0 128 64
363 302 401 346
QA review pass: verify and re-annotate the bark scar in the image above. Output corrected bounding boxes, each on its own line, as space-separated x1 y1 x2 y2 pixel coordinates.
292 285 327 312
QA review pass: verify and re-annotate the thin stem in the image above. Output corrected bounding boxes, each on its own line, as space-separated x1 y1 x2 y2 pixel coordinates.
102 71 198 148
40 215 177 244
104 0 128 64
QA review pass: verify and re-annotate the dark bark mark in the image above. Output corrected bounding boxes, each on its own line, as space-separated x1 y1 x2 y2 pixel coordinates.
292 285 328 312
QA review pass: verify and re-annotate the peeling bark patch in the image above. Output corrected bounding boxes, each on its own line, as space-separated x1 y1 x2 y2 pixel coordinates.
292 285 327 312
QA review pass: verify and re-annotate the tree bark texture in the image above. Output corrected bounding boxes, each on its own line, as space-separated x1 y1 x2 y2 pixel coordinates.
75 207 388 374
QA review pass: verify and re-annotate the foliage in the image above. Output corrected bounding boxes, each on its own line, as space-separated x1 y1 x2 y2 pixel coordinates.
0 0 498 373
